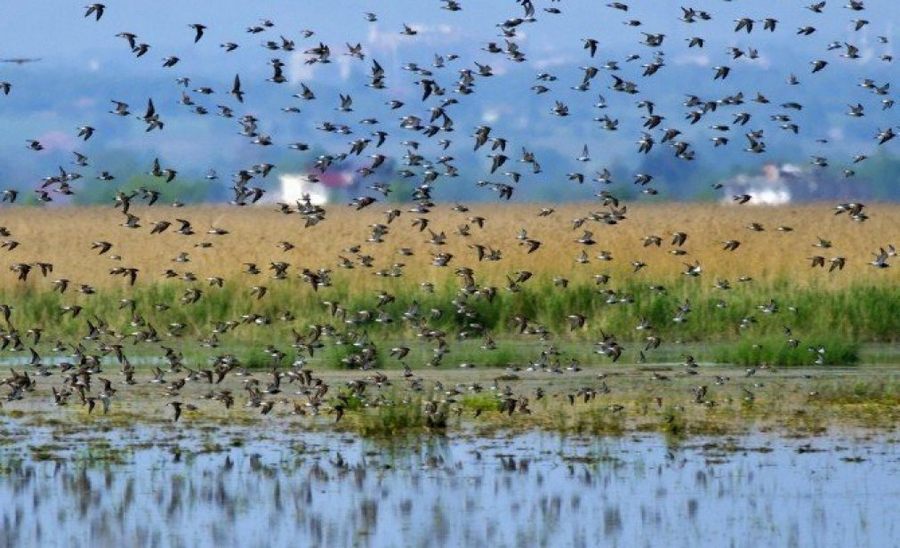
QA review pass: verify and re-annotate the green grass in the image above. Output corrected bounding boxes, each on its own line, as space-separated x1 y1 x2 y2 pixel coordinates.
352 399 428 437
241 347 281 368
1 278 896 369
566 407 626 435
712 337 861 366
459 393 502 413
658 407 686 436
811 379 900 405
4 278 897 342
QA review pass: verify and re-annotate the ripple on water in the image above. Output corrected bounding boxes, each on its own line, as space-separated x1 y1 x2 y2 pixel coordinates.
0 424 897 548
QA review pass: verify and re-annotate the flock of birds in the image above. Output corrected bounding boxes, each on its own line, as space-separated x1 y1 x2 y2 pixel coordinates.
0 1 896 423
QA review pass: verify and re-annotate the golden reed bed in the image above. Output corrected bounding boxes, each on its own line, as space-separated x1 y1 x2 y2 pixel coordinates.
1 202 897 292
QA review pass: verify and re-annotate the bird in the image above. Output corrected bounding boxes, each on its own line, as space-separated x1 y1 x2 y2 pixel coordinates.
84 3 105 20
189 23 207 43
77 126 95 140
166 401 195 422
230 74 244 103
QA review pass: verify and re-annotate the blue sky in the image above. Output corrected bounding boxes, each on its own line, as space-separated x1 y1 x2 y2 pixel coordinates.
0 1 897 201
5 0 895 72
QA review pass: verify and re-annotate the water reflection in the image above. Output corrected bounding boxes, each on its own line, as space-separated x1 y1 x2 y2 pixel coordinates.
0 424 896 547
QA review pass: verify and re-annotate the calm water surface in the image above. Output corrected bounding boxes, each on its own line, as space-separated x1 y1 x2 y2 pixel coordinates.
0 420 897 548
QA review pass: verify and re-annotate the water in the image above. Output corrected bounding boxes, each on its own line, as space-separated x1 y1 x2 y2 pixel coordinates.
0 421 897 548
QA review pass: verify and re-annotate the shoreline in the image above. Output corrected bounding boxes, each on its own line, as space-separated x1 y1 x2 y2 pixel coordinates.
3 364 897 440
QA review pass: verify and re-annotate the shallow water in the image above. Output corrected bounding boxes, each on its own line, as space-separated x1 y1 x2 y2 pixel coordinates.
0 421 897 548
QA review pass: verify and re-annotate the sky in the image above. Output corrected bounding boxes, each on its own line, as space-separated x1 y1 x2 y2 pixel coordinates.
0 0 897 202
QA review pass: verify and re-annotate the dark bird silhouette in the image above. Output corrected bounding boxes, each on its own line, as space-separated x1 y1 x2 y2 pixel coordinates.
84 3 105 21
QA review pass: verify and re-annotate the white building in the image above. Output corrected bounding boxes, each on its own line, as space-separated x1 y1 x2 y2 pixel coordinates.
276 173 330 205
720 164 799 205
275 171 357 205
